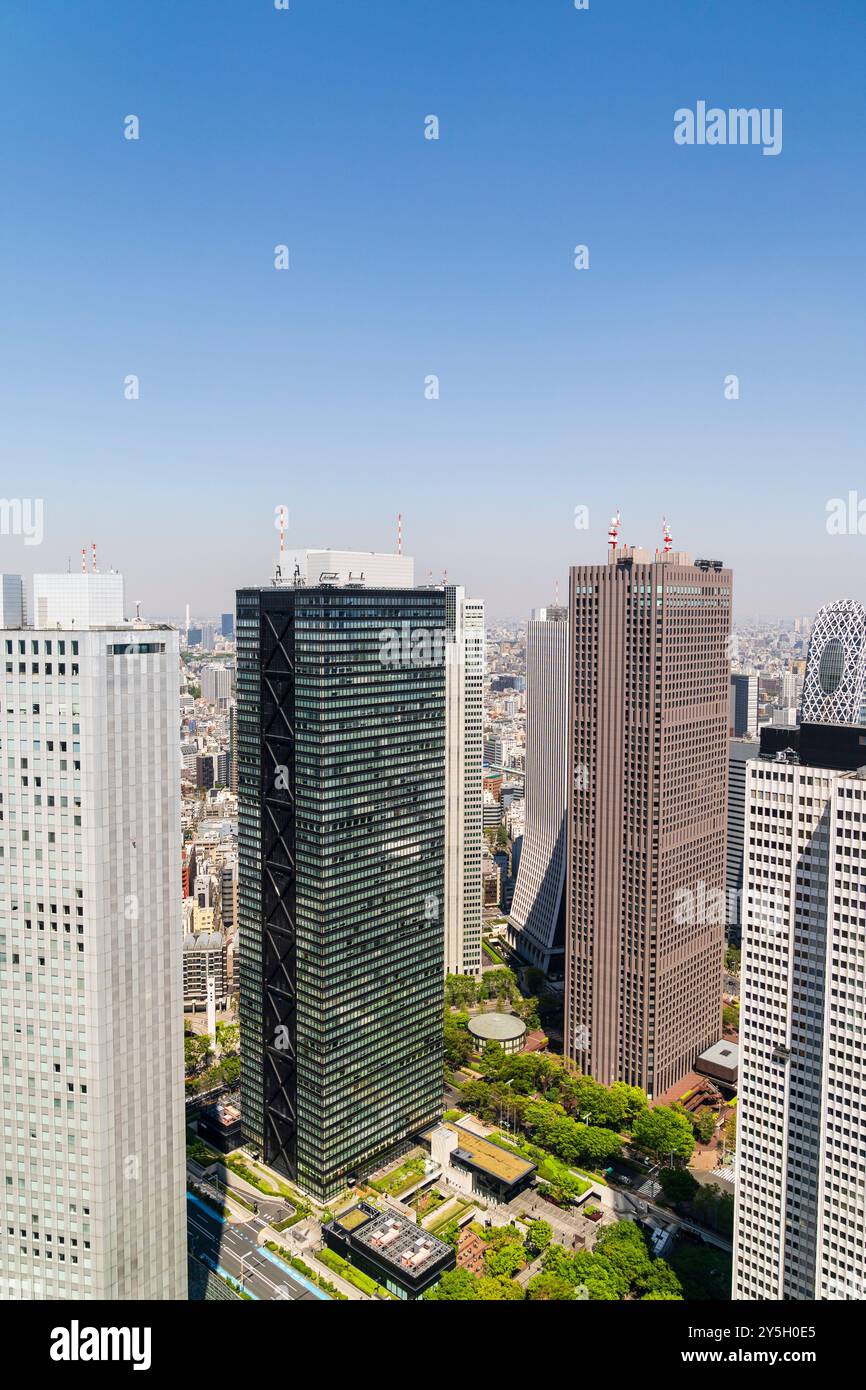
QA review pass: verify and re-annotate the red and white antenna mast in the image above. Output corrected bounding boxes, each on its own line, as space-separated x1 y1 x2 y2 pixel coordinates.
608 510 621 552
396 513 402 556
80 547 87 574
91 541 97 573
662 516 672 554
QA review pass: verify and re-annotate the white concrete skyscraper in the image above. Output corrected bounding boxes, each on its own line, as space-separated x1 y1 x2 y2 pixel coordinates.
734 746 866 1300
734 614 866 1301
0 584 186 1299
444 587 484 978
507 605 569 975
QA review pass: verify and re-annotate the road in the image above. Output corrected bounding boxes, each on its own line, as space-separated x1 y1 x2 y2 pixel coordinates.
187 1193 326 1301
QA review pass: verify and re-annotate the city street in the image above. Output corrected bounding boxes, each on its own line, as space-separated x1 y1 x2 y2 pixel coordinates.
187 1195 325 1301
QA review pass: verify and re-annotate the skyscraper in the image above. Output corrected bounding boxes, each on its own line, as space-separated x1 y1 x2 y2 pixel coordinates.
444 588 485 978
734 721 866 1300
729 673 758 737
726 738 759 948
0 593 186 1299
565 543 731 1097
507 605 569 976
236 553 447 1200
221 612 234 639
801 599 866 726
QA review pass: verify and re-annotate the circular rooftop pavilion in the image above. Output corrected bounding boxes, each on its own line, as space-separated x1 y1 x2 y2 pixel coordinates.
468 1011 527 1055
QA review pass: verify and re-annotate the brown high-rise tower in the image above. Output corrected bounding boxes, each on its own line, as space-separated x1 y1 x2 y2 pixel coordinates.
565 542 731 1098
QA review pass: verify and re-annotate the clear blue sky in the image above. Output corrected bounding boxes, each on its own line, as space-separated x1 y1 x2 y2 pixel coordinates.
0 0 864 619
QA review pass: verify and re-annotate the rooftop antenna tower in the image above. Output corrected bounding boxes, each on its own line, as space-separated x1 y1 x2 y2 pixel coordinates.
662 516 672 555
80 547 87 574
91 541 97 573
607 510 621 552
396 512 402 556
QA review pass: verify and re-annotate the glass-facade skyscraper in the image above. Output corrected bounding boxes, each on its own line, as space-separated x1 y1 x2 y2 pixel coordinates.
236 565 447 1200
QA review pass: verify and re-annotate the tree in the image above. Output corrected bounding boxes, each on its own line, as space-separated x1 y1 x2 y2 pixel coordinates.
693 1108 718 1144
220 1054 241 1085
632 1105 695 1162
484 1242 525 1279
593 1221 652 1295
659 1166 699 1206
444 1012 473 1069
722 1001 740 1031
184 1034 212 1074
527 1272 577 1300
669 1243 732 1301
424 1269 478 1301
642 1258 683 1298
525 1219 553 1258
437 1220 461 1249
476 1275 524 1301
481 1040 507 1075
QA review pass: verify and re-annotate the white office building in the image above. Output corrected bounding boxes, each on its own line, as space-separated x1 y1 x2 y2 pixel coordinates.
444 589 484 978
200 662 233 706
734 748 866 1300
507 605 569 974
33 572 125 628
0 607 186 1299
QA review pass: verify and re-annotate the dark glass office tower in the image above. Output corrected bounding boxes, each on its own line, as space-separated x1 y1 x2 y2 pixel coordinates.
236 579 447 1200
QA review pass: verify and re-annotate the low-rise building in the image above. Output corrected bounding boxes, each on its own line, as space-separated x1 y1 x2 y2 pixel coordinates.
322 1203 455 1300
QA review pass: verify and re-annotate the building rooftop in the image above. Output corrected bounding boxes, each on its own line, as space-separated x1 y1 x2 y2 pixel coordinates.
698 1040 740 1070
443 1122 535 1185
467 1011 527 1043
331 1203 451 1276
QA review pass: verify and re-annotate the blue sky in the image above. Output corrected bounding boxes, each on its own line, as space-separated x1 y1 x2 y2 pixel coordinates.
0 0 864 618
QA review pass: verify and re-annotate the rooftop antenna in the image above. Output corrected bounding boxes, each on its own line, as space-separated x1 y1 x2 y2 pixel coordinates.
81 547 87 574
91 541 97 573
554 577 560 608
396 512 402 556
135 599 142 621
608 510 621 552
662 516 672 555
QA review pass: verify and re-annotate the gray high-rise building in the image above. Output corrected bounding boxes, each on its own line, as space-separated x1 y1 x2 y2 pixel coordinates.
726 738 759 948
507 605 569 976
0 574 25 628
236 554 447 1200
565 544 731 1097
729 672 758 737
